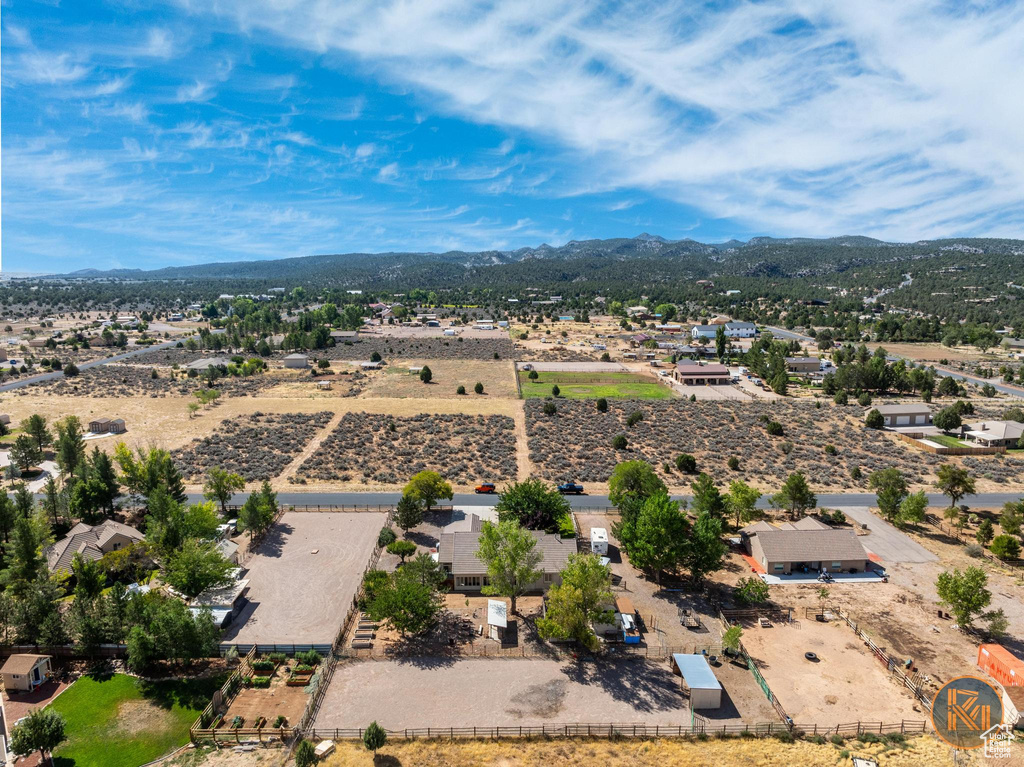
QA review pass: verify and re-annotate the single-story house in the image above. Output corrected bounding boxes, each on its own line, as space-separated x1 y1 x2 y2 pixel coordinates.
283 353 309 369
674 360 731 385
185 357 231 372
438 522 575 593
962 420 1023 449
671 654 722 709
655 324 683 333
1 654 52 692
330 330 359 340
785 356 821 374
190 576 249 628
88 417 126 434
741 518 871 575
868 404 933 427
690 321 757 340
44 520 145 575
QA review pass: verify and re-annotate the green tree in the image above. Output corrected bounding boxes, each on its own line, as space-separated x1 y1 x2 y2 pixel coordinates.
734 576 770 605
869 468 909 523
395 493 424 534
976 519 995 546
366 568 443 635
536 554 613 651
23 414 52 452
726 480 762 530
675 454 697 474
715 324 727 360
864 409 884 429
722 624 743 653
88 448 121 515
419 365 433 383
9 435 41 474
898 490 929 528
990 535 1021 560
114 444 186 504
203 467 245 515
474 382 484 394
608 461 666 507
9 707 66 764
933 407 962 433
1000 500 1023 538
495 479 570 532
238 481 278 539
935 566 990 629
54 416 86 478
771 472 816 518
683 511 727 584
71 552 107 600
294 740 317 767
402 470 453 512
476 519 542 614
164 539 235 598
363 721 388 754
935 464 975 507
628 493 687 585
691 473 726 517
386 540 417 563
7 516 45 591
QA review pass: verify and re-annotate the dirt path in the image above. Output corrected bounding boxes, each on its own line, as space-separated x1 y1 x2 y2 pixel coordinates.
512 400 532 481
276 410 346 484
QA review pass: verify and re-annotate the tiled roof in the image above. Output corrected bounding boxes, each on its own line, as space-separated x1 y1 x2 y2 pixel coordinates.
754 529 868 563
44 520 144 574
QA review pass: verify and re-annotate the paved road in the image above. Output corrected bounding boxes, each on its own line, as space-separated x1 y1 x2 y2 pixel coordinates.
184 490 1024 509
836 506 938 564
0 340 178 392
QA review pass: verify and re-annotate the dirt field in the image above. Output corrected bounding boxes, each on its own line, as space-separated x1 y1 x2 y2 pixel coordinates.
223 512 386 646
359 359 518 399
740 617 927 726
315 658 691 730
221 669 307 728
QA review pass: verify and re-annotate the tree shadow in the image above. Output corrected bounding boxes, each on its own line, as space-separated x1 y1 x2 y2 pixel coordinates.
557 656 682 714
251 520 294 559
403 530 439 548
374 755 402 767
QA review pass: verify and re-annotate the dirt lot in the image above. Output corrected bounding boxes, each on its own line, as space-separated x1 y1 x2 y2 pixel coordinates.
223 512 386 646
358 360 518 399
221 668 307 728
740 617 926 726
315 657 691 730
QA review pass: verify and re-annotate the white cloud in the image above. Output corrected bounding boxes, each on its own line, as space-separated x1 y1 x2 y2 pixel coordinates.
176 80 215 102
377 162 399 181
196 0 1024 238
354 142 376 158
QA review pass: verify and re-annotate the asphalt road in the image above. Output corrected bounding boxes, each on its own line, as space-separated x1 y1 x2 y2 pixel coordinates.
185 490 1024 509
0 339 178 392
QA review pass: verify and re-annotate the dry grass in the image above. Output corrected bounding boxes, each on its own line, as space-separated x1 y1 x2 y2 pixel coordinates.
317 735 957 767
358 359 518 399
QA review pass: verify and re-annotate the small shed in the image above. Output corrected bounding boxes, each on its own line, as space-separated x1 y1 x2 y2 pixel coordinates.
109 418 127 434
283 353 309 369
487 599 508 642
316 380 333 390
671 653 722 709
89 418 111 434
1 654 52 692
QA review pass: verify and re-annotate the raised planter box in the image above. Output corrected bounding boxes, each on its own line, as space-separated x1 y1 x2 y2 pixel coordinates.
286 674 313 687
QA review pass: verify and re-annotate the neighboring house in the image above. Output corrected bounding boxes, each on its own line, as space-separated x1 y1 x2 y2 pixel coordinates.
962 420 1024 448
437 520 575 593
0 654 52 692
330 330 359 340
185 357 231 371
690 321 757 340
785 357 821 374
741 517 871 575
315 380 333 390
655 324 683 333
360 360 384 370
674 360 731 385
44 520 145 575
282 353 309 369
868 404 933 427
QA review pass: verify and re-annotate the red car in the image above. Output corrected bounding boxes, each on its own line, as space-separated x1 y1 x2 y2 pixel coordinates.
474 483 497 494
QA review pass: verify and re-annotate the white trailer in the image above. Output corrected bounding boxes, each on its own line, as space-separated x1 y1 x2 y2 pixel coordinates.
590 527 609 555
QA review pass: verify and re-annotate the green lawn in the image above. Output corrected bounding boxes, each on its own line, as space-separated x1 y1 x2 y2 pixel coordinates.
928 433 971 448
50 673 226 767
519 371 671 400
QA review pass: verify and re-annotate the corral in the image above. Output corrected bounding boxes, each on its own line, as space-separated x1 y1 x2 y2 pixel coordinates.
315 658 693 730
739 616 926 726
222 511 386 646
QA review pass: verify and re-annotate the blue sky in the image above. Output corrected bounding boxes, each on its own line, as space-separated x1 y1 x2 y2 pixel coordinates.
3 0 1024 273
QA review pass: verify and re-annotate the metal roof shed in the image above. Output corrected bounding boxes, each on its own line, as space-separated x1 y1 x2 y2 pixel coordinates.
672 653 722 709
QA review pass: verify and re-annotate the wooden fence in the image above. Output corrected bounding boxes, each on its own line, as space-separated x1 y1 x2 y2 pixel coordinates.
891 431 1006 455
924 514 1024 569
716 609 792 726
223 504 453 514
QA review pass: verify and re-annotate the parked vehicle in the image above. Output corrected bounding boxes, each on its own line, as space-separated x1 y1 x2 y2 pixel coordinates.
590 527 608 555
474 483 497 494
558 482 585 495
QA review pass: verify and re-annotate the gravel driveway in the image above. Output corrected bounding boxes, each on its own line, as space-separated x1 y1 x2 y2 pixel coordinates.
836 507 938 564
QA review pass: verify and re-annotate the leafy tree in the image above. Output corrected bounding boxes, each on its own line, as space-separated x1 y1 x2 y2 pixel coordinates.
864 409 884 430
537 554 613 651
1000 500 1023 538
722 624 743 653
734 576 770 605
937 375 960 397
935 464 975 507
933 407 962 433
495 479 570 532
419 365 432 383
990 535 1021 560
402 471 453 512
9 435 41 474
691 473 726 517
715 324 727 360
976 519 995 546
869 468 909 523
936 566 990 629
771 472 816 518
71 553 107 600
203 467 246 515
294 740 317 767
628 493 687 585
726 480 762 530
898 490 929 528
164 539 235 598
23 414 52 452
114 444 186 503
476 520 542 614
683 511 727 584
386 540 417 563
366 568 443 635
238 481 278 539
9 708 66 764
363 721 388 754
395 493 424 534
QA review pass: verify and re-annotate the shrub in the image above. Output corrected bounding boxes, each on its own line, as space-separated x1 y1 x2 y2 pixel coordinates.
596 397 608 412
824 444 836 456
830 734 845 746
474 382 484 394
965 543 985 558
273 715 287 728
850 466 862 480
676 454 697 473
991 534 1021 560
857 392 872 406
64 363 80 377
765 420 784 436
612 434 628 450
865 409 884 429
543 401 557 416
833 390 848 405
626 410 643 427
295 740 317 767
551 384 561 397
528 370 539 380
251 659 275 672
456 385 466 395
296 649 322 666
269 652 287 664
780 441 794 455
774 730 794 743
377 527 397 548
727 456 740 471
857 732 881 743
291 664 316 675
250 676 271 688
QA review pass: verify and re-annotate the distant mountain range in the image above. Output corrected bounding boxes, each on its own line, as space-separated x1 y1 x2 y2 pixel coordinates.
48 234 1023 289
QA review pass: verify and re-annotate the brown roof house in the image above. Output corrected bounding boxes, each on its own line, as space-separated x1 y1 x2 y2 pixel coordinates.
1 654 52 692
438 517 575 592
962 420 1024 449
44 520 144 575
867 404 932 428
741 517 871 575
674 360 731 385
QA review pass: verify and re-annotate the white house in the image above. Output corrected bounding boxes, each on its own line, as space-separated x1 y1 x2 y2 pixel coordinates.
283 353 309 369
691 321 757 340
